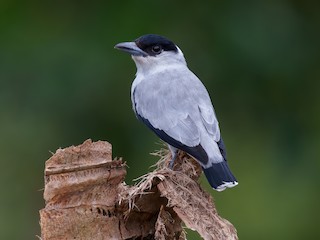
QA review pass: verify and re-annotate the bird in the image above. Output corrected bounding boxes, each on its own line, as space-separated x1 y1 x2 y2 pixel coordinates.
114 34 238 191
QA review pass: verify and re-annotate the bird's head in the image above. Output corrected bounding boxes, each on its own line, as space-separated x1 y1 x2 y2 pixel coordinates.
115 34 187 75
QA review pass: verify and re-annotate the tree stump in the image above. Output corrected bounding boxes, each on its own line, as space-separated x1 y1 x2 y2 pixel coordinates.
39 139 238 240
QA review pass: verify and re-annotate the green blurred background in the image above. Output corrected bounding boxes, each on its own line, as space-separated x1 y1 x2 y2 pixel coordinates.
1 0 319 239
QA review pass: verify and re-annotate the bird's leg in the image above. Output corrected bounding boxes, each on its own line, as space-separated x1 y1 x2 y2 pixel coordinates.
169 154 177 169
168 145 178 169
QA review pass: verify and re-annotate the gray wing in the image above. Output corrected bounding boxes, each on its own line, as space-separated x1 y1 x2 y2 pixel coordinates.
132 68 220 147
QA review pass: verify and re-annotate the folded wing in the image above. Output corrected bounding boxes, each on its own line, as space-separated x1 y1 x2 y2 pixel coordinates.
132 68 220 149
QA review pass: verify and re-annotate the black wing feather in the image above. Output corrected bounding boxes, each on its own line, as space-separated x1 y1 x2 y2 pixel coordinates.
137 114 209 165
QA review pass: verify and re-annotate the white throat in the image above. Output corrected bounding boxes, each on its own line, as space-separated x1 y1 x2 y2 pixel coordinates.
132 47 187 77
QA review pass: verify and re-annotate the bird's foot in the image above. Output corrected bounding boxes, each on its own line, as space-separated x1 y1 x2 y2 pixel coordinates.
168 153 177 169
168 145 178 169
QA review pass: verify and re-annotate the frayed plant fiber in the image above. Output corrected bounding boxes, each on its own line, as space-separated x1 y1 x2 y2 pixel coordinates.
119 147 238 240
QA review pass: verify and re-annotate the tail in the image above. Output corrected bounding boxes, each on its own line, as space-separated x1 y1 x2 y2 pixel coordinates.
203 161 238 192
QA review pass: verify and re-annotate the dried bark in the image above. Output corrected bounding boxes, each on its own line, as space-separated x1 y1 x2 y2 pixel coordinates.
40 139 238 240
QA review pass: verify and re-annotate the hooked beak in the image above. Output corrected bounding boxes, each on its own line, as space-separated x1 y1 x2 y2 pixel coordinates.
114 42 148 57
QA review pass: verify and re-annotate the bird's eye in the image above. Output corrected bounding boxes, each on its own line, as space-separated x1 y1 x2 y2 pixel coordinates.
152 45 162 54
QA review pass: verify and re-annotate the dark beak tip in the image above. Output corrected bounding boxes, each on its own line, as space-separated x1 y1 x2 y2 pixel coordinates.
114 43 121 50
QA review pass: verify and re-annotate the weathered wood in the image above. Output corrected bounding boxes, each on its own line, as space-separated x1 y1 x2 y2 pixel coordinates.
40 139 238 240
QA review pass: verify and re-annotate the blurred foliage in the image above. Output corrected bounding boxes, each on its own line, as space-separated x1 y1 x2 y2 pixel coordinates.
0 0 319 239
